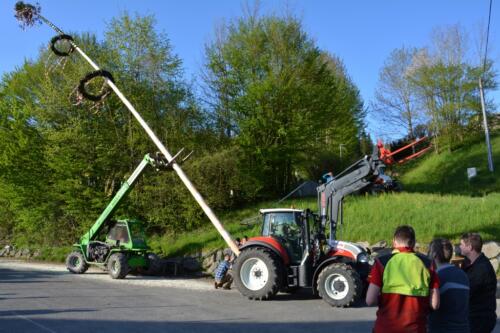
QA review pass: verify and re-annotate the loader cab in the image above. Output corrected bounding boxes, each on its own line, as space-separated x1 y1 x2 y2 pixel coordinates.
106 219 148 250
260 209 307 264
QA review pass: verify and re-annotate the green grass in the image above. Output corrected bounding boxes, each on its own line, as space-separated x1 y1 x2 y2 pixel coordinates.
401 133 500 195
149 192 500 257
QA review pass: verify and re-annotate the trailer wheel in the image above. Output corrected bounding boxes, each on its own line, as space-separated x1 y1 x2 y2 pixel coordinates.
317 263 362 307
234 247 281 300
107 253 129 279
66 251 88 274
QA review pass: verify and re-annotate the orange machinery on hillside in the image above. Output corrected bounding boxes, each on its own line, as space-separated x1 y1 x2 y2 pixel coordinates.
377 136 432 166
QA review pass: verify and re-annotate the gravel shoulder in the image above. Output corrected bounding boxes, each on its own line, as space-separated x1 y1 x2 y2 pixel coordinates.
0 258 215 291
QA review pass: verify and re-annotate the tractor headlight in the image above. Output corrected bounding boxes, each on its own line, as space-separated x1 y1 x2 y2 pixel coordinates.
357 252 369 263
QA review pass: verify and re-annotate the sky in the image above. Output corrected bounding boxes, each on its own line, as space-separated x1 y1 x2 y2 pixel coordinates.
1 0 499 141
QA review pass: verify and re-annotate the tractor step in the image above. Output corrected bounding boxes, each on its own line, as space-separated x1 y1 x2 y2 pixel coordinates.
287 266 299 287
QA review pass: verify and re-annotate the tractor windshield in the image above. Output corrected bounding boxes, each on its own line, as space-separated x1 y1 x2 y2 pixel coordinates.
262 212 300 237
107 223 130 244
128 222 147 248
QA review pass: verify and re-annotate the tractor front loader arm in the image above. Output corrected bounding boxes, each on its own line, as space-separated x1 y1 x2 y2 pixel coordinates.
317 147 385 242
80 154 160 245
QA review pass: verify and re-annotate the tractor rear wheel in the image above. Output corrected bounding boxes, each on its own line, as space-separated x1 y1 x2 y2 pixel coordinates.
317 263 362 307
233 247 281 300
107 253 129 279
66 251 88 274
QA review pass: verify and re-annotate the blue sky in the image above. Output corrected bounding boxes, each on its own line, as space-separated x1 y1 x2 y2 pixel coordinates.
1 0 498 140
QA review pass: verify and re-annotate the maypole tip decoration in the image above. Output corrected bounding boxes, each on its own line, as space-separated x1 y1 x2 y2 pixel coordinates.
14 1 42 29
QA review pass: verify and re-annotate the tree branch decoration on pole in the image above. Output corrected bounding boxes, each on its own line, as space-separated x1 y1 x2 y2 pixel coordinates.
14 2 41 29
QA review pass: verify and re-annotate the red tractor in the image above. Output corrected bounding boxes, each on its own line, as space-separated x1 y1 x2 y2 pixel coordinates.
233 148 385 307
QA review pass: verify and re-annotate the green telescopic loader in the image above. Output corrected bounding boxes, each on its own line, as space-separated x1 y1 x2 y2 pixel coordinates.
65 153 173 279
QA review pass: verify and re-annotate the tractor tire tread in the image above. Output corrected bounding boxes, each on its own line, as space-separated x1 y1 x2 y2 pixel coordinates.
234 247 281 301
317 262 362 307
66 251 88 274
107 253 129 279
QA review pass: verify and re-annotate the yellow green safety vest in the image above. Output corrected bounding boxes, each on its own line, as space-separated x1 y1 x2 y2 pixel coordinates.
379 249 432 297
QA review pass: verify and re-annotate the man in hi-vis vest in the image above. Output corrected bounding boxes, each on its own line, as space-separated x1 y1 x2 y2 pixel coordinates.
366 225 440 333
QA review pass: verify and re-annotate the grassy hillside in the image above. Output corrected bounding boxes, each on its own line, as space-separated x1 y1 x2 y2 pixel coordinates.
151 133 500 257
400 133 500 195
150 192 499 257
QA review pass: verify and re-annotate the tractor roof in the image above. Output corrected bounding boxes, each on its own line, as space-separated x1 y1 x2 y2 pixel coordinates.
259 208 303 214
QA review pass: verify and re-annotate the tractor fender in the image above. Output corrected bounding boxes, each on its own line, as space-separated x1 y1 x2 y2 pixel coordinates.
311 256 356 295
72 244 89 262
240 236 290 266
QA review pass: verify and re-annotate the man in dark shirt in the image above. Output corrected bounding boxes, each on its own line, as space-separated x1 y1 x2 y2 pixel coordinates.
459 232 497 333
428 238 470 333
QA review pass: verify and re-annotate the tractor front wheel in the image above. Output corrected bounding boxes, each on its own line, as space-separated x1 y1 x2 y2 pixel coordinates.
66 251 88 274
233 247 281 300
317 263 362 307
107 253 129 279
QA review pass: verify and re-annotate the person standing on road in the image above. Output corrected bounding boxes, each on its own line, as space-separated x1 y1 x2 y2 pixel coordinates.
459 232 497 333
428 238 470 333
366 225 440 333
214 254 233 290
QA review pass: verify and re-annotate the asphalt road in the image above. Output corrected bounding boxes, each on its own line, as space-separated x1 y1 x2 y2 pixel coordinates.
0 260 499 333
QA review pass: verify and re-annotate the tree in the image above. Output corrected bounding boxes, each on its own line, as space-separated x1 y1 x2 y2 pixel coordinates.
372 47 425 143
409 25 497 151
203 14 364 195
0 13 211 245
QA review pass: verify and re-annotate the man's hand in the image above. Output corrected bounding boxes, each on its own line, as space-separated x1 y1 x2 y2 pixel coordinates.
430 288 440 310
366 283 380 306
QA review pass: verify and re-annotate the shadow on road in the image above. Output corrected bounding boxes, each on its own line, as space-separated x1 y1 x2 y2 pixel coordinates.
0 308 97 317
0 318 377 333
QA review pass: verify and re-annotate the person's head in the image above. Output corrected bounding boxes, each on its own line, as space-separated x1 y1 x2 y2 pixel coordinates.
459 232 482 257
224 254 230 261
242 236 248 244
428 238 453 265
235 237 241 245
393 225 416 249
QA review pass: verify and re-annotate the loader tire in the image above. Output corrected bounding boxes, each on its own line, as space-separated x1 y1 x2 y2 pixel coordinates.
66 251 88 274
107 253 129 279
233 247 281 300
317 263 362 307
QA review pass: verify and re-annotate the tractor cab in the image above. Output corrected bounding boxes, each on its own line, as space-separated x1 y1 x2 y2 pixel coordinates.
260 209 316 264
105 219 148 250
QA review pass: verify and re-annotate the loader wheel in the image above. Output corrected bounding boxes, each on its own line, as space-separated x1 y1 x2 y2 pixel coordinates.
317 263 362 307
233 247 281 300
66 251 88 274
107 253 129 279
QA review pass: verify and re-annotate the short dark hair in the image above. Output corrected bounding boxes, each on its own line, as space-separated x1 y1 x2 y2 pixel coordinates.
393 225 416 248
461 232 482 252
243 235 248 240
428 238 453 263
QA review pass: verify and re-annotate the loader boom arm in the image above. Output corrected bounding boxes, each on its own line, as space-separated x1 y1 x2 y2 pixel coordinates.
80 154 157 244
317 148 385 241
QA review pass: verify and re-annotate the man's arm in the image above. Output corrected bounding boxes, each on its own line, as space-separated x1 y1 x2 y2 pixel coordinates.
366 283 380 306
430 288 440 310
